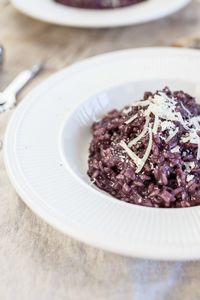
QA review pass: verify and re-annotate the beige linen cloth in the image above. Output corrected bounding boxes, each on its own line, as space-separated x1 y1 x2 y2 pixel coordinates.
1 116 200 300
1 1 200 299
2 78 200 300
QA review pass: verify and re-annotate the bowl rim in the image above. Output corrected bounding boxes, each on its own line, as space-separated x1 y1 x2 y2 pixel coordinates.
6 47 200 260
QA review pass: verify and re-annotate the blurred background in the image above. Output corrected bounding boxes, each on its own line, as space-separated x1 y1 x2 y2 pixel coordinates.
1 1 200 299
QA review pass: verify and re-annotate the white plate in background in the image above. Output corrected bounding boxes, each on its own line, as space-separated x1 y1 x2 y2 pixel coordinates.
4 48 200 260
11 0 190 28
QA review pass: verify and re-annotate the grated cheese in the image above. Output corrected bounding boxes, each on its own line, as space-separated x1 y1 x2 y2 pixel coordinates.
184 162 195 172
181 135 190 143
128 116 150 147
166 127 179 142
190 117 200 130
152 115 160 134
186 174 194 182
132 100 151 107
120 91 200 173
119 141 142 169
197 136 200 160
136 126 153 174
171 146 180 153
150 162 154 169
176 112 189 130
160 121 175 132
125 114 138 124
180 102 191 116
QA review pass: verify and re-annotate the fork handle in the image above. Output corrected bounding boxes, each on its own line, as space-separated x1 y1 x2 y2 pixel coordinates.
4 64 43 96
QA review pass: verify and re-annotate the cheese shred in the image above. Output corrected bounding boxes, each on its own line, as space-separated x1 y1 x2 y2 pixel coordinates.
136 126 153 173
119 141 142 169
152 115 159 134
125 114 138 124
119 91 200 174
128 116 150 147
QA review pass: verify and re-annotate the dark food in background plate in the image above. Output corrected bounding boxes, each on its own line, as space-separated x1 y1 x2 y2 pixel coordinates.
88 87 200 208
55 0 145 9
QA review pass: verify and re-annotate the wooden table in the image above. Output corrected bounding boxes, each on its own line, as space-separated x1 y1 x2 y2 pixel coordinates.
1 1 200 299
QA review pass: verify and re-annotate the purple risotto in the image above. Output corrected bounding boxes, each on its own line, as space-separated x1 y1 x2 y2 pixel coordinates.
87 87 200 208
55 0 145 9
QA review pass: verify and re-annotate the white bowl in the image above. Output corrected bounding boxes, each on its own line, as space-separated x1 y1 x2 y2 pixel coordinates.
59 79 198 201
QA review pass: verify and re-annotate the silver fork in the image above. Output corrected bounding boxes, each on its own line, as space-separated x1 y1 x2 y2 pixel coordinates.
0 64 43 113
0 45 4 67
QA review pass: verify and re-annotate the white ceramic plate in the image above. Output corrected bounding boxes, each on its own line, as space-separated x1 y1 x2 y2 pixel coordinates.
4 48 200 261
11 0 190 28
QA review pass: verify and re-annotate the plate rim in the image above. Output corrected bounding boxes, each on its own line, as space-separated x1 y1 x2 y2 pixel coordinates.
11 0 191 28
